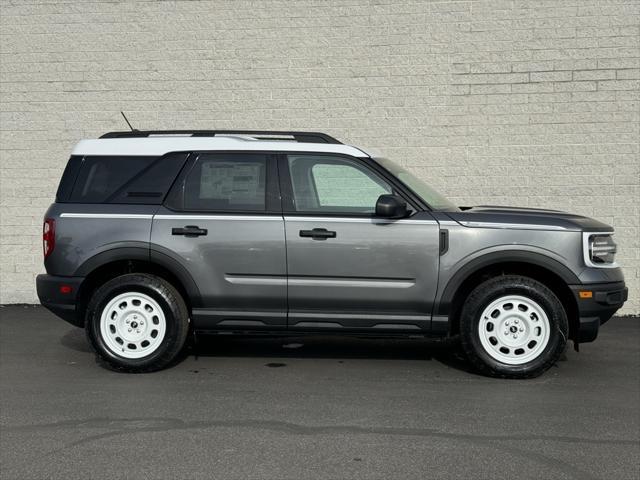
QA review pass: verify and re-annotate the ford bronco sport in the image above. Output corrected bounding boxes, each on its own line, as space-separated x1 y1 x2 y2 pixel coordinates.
37 130 628 378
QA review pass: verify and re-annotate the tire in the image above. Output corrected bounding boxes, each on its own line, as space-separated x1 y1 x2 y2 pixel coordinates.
459 275 568 379
85 273 190 373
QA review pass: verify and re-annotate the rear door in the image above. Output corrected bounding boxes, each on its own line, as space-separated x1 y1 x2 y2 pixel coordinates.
280 153 441 333
151 152 287 330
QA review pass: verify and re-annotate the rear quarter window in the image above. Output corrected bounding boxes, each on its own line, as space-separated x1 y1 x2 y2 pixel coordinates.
64 154 188 204
55 155 83 202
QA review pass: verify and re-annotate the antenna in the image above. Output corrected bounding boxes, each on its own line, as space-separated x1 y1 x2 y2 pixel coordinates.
120 111 136 131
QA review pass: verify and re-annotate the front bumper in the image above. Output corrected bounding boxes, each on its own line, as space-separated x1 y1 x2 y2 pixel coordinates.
36 274 85 327
569 281 628 343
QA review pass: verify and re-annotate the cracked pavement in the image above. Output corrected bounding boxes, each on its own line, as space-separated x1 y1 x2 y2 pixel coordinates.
1 306 639 479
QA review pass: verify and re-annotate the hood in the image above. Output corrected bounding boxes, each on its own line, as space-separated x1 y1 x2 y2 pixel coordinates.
447 205 613 232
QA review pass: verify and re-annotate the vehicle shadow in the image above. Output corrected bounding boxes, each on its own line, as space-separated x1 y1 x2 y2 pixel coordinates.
60 327 92 353
59 328 475 375
189 334 475 374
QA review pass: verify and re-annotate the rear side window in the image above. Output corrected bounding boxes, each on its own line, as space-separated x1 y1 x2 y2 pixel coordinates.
181 153 268 211
66 154 188 204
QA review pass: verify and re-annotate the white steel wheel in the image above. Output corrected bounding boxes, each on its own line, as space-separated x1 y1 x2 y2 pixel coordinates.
99 292 167 359
477 295 551 365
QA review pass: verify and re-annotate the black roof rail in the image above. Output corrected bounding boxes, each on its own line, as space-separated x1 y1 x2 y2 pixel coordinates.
99 130 342 144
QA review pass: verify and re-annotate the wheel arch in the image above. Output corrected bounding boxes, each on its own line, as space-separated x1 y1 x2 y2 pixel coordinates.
74 247 202 325
438 251 580 339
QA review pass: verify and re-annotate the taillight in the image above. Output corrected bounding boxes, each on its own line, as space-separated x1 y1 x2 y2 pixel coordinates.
43 218 55 259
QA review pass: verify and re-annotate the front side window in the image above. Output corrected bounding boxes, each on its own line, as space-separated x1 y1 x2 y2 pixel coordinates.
183 153 267 211
288 155 391 214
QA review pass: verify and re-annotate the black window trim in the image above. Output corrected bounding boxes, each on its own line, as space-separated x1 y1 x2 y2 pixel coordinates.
58 149 430 213
277 152 424 217
163 150 282 215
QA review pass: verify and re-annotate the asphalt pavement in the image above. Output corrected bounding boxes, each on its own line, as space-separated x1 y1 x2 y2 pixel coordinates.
1 305 639 480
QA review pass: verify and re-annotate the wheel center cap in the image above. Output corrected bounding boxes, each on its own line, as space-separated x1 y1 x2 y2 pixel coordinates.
131 321 138 329
510 325 518 333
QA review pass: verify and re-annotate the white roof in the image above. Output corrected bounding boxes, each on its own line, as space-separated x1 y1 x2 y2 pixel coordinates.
71 135 370 158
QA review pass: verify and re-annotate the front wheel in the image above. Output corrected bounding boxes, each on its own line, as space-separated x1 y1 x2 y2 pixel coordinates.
460 275 568 379
85 273 190 372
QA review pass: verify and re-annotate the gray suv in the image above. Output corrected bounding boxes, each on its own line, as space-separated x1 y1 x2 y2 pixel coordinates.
37 130 628 378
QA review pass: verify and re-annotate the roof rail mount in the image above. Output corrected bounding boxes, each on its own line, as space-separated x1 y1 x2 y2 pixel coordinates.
99 130 342 144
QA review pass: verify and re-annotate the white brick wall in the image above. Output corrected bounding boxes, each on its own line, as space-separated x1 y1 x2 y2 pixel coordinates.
1 0 638 314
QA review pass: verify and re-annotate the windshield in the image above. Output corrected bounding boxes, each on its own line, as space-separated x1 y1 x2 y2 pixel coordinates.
374 158 459 211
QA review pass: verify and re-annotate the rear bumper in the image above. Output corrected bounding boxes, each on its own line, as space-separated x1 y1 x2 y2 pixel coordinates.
569 281 628 343
36 274 85 327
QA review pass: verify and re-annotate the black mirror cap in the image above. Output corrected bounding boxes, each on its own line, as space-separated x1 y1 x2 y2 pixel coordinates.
375 194 408 219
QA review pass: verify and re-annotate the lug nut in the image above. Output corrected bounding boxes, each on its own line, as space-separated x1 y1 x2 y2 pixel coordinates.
519 327 524 332
515 319 519 324
513 334 517 339
128 328 132 332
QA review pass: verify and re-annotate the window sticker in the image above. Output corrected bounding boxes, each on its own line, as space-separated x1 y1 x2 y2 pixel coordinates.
200 161 263 204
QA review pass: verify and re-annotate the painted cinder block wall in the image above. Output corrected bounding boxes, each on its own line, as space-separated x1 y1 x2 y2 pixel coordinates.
1 0 638 314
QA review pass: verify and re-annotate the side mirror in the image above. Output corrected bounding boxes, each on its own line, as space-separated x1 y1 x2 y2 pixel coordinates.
375 194 407 219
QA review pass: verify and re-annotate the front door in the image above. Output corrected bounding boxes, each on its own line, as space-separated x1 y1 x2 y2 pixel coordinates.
151 152 287 330
280 153 440 333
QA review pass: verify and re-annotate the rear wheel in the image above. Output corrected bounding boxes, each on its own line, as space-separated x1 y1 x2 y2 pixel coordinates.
460 275 568 379
85 273 189 372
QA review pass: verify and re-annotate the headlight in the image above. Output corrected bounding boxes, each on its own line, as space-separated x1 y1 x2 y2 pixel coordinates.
583 232 617 268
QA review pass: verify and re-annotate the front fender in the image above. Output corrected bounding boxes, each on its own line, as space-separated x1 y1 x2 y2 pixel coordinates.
435 249 581 317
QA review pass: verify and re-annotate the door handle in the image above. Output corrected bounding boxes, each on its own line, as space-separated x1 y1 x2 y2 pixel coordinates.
299 228 336 240
172 225 208 237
